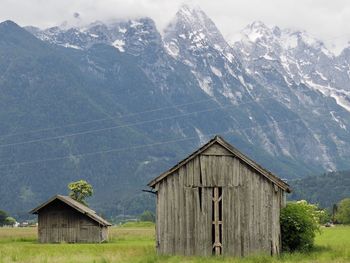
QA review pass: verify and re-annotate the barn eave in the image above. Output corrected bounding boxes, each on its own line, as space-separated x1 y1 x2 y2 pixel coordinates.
30 195 112 226
147 135 291 193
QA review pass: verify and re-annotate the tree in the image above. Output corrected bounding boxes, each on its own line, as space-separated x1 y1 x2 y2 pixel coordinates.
318 209 331 225
332 204 338 223
139 210 155 222
280 200 320 252
336 198 350 224
68 180 93 206
5 217 16 226
0 210 8 226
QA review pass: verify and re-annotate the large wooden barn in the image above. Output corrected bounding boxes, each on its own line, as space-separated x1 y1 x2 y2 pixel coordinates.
148 136 291 257
30 195 111 243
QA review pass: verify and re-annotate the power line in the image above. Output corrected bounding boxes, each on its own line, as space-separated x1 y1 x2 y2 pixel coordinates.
0 98 348 167
1 106 349 168
0 96 277 149
1 93 344 149
0 98 216 140
0 116 304 168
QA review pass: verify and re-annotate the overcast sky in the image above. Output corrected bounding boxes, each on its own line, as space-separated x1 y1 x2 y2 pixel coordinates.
1 0 350 53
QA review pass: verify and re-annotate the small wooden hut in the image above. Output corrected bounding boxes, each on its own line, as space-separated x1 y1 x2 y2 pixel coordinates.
30 195 111 243
148 135 291 257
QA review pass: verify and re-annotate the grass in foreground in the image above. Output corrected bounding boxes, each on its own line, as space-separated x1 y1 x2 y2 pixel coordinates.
1 224 350 262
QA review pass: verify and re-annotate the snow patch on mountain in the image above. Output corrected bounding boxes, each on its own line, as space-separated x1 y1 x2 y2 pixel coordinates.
192 71 213 96
164 42 179 57
210 66 222 77
112 39 125 52
119 27 127 33
25 8 350 174
330 111 347 130
305 80 350 112
130 20 143 28
63 43 82 49
313 133 336 171
195 127 207 145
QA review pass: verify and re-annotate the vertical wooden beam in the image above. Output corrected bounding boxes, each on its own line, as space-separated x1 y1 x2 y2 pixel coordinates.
179 169 185 255
212 187 222 256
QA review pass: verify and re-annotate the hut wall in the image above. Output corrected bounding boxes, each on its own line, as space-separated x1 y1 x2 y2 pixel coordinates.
101 227 109 241
37 200 106 243
155 143 285 256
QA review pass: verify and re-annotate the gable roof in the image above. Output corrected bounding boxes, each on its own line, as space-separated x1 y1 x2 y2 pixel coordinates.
148 135 291 193
30 195 112 226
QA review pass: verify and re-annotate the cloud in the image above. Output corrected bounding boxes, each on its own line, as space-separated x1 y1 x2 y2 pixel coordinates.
1 0 350 52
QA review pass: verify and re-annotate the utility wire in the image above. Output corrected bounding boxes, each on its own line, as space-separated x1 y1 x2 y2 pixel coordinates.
0 117 305 168
1 106 349 168
0 98 216 140
1 94 345 149
0 96 277 149
1 29 349 140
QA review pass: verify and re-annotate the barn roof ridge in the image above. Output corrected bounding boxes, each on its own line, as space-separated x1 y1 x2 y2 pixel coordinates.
30 194 112 226
147 135 291 192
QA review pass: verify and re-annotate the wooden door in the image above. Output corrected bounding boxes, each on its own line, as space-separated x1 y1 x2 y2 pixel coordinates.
49 212 59 243
60 212 69 242
193 187 223 256
79 220 89 242
212 187 223 255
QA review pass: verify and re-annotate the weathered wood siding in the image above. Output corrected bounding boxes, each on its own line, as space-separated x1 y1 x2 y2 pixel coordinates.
37 200 108 243
155 142 285 256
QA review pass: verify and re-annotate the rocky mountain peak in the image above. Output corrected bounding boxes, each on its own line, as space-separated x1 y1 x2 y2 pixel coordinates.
164 4 228 54
3 11 350 219
15 11 350 174
0 20 19 29
26 17 162 55
240 21 285 44
0 20 26 35
238 22 333 57
176 4 210 25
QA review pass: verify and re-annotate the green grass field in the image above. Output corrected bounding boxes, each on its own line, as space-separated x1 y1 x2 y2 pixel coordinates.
0 223 350 263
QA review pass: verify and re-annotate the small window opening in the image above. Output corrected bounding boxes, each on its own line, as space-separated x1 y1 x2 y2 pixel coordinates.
198 187 202 212
199 160 203 185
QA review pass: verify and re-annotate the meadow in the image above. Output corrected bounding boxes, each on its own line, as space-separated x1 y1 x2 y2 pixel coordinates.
0 222 350 263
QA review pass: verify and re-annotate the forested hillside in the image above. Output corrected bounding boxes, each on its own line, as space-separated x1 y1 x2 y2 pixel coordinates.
1 5 350 219
289 170 350 208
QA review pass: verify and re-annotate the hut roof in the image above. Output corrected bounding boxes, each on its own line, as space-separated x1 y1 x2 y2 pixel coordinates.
148 135 291 193
30 195 112 226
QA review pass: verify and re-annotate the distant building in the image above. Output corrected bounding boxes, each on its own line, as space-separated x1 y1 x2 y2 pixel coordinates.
148 136 291 257
19 222 29 227
30 195 111 243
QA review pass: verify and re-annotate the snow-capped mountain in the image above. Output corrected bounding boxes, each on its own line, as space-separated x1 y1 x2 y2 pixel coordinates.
26 4 350 173
27 18 160 53
2 5 350 217
232 21 350 170
162 6 350 171
234 21 350 109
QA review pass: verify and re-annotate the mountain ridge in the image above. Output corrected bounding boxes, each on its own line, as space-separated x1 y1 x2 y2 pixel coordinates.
1 6 350 219
289 169 350 208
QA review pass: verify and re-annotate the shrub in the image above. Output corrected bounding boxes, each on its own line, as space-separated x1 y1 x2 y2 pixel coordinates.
280 200 320 252
335 198 350 224
0 210 8 226
139 210 155 222
5 217 16 226
318 209 331 225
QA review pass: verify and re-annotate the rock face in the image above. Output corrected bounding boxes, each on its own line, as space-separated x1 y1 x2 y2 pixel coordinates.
232 21 350 171
162 5 350 173
1 5 350 218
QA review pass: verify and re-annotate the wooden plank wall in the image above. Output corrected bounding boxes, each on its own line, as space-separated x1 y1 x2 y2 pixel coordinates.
156 142 285 256
38 200 107 243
